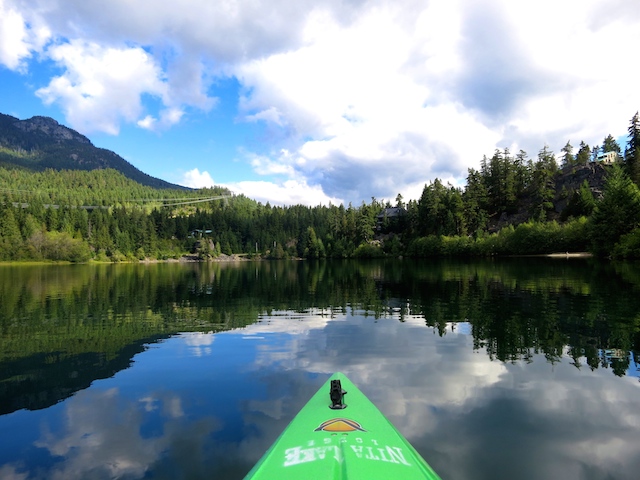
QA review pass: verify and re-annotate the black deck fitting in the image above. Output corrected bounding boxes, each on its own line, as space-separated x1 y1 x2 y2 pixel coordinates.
329 379 347 409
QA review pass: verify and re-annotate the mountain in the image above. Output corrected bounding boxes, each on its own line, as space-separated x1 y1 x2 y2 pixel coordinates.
0 113 188 190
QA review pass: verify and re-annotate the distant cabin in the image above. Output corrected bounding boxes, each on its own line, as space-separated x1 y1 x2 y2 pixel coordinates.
190 229 213 238
593 151 620 164
376 207 406 231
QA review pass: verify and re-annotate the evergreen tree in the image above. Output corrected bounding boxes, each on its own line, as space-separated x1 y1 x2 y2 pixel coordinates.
417 180 465 236
602 134 621 154
0 205 23 260
486 150 503 213
464 168 489 235
625 111 640 185
577 180 596 216
445 186 466 235
537 144 558 172
418 180 445 235
305 226 325 258
561 141 575 167
355 202 375 244
561 180 596 220
590 166 640 256
530 146 558 221
514 150 532 193
576 141 590 165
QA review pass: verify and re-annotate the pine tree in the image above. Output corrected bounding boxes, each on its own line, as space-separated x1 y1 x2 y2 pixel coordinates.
530 146 558 221
590 165 640 256
561 141 575 167
625 111 640 185
576 141 590 165
0 205 23 260
514 150 531 193
463 168 489 235
602 134 621 154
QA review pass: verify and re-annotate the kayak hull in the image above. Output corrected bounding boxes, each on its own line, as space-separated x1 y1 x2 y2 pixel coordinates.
244 372 442 480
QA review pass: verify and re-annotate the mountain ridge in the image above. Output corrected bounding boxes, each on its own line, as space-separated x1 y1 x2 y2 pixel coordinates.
0 113 189 190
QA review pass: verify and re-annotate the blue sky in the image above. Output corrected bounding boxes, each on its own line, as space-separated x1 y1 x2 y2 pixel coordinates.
1 0 639 206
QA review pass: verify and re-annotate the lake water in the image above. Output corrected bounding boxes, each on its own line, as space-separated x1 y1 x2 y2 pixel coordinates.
1 259 639 479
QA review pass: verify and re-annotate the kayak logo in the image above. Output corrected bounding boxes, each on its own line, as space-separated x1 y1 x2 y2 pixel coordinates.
283 444 411 468
315 418 366 432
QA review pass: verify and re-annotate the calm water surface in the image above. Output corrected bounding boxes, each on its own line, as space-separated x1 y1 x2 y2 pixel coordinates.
1 259 639 479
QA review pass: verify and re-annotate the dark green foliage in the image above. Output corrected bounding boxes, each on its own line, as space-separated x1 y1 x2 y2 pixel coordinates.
405 218 589 257
561 180 596 220
482 149 519 214
576 141 590 165
381 235 403 256
494 219 589 255
590 165 640 257
352 243 384 258
561 141 575 167
463 168 489 235
416 179 465 236
269 242 286 259
613 228 640 258
625 112 640 185
602 134 621 154
303 227 326 258
529 145 558 221
407 235 444 257
0 203 23 260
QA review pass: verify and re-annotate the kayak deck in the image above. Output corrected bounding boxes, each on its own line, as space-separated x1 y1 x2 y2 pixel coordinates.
244 372 442 479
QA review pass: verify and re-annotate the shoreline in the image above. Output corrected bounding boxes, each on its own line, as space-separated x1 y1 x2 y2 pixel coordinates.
0 252 595 265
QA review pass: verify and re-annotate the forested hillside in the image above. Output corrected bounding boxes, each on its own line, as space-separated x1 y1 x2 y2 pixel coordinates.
0 112 639 262
0 113 186 189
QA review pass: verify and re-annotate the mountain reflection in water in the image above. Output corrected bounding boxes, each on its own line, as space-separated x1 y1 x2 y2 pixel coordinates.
0 259 639 479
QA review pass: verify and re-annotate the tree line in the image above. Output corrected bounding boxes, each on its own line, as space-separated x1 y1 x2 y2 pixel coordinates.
0 112 639 262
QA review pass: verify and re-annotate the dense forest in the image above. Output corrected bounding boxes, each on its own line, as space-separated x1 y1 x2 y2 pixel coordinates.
0 112 639 262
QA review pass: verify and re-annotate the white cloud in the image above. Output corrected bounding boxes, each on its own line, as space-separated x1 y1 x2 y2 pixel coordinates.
138 107 187 132
0 1 30 70
233 0 640 202
225 179 343 206
180 168 215 188
249 151 295 176
136 115 156 130
0 0 50 71
245 106 284 126
36 41 168 134
234 5 503 201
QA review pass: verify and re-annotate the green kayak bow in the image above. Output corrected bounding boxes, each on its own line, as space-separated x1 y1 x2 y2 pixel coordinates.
244 372 442 479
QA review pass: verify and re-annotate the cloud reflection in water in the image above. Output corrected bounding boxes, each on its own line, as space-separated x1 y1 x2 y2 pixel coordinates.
1 310 638 479
233 313 640 480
